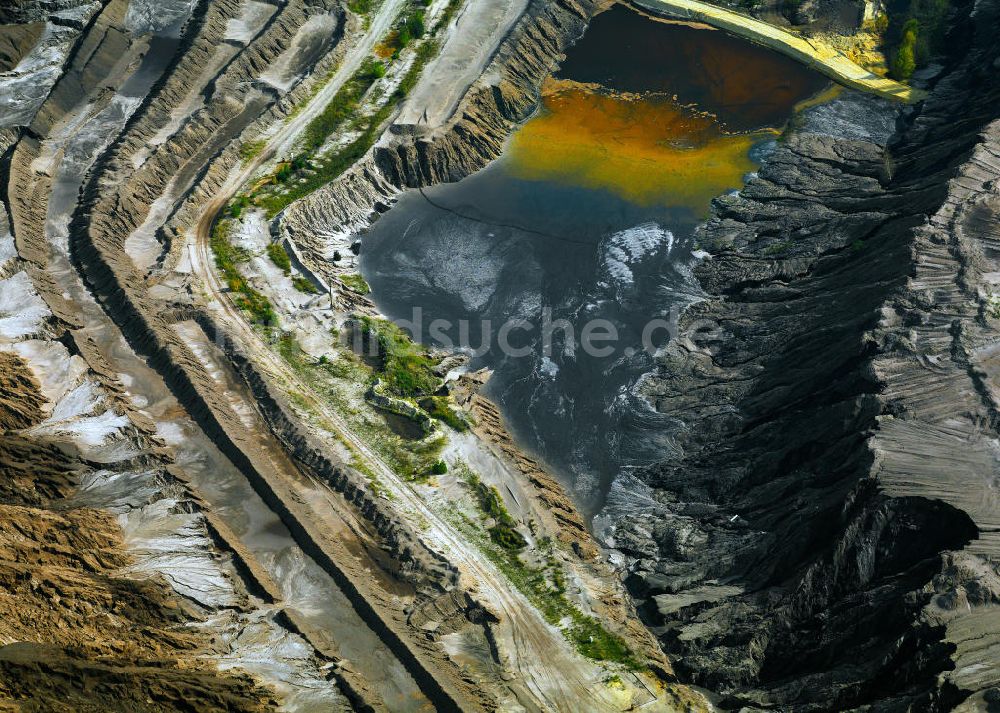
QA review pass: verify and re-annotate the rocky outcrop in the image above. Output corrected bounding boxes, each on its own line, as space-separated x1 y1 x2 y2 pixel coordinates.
366 377 438 433
602 1 1000 709
0 21 44 70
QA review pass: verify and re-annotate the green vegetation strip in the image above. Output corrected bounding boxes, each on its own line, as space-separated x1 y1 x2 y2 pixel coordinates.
293 275 320 293
267 242 292 274
462 467 527 551
211 220 276 326
243 0 464 217
340 273 371 294
450 464 640 668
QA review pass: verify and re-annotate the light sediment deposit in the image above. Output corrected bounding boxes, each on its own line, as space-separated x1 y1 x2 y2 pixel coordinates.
2 0 1000 710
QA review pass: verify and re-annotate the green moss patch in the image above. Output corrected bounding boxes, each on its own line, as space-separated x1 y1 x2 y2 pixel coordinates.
340 273 371 295
419 395 469 432
292 275 320 294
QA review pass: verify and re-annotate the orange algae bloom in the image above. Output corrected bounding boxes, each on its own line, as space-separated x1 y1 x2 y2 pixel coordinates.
506 81 768 213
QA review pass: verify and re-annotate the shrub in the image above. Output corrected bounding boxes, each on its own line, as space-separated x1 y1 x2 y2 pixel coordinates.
267 243 292 274
887 0 952 80
347 0 375 15
292 275 319 293
229 195 249 218
363 57 386 80
340 273 371 295
252 7 452 216
431 460 448 475
407 11 425 39
239 139 266 163
892 19 918 80
451 462 639 668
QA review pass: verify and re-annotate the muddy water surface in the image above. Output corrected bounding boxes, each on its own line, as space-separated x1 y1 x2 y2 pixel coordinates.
359 5 829 513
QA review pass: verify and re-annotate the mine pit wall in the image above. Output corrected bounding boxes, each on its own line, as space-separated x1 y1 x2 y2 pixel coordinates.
62 237 481 709
156 3 355 272
26 0 131 138
605 0 1000 708
75 0 340 267
57 0 491 707
71 103 480 713
109 0 344 219
187 321 497 713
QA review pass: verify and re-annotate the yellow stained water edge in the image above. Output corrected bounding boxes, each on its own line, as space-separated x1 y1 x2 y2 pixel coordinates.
506 80 772 212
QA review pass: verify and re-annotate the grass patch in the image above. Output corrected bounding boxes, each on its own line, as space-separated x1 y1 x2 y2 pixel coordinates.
210 219 276 327
340 273 371 295
229 195 251 218
267 242 292 274
763 239 793 255
459 465 526 552
347 0 378 15
293 275 320 294
419 395 469 432
359 316 440 398
434 0 462 30
240 139 266 163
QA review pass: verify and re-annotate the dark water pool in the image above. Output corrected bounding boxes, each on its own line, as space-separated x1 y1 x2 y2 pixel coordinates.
359 5 828 514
